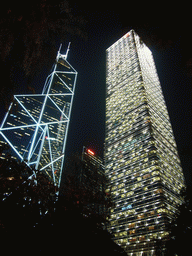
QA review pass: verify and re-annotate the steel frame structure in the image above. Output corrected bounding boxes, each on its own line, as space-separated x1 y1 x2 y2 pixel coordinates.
0 44 77 187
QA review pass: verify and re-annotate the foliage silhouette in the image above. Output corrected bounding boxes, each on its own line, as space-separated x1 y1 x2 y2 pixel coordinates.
0 145 125 255
164 186 192 256
0 0 87 109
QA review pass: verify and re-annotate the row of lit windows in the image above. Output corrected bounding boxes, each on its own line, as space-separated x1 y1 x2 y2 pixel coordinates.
154 133 177 159
106 105 148 133
106 102 148 125
108 163 183 199
106 66 140 87
158 148 180 174
107 47 137 68
108 183 181 217
110 167 160 184
148 108 171 137
110 208 175 232
114 227 169 238
148 105 171 131
107 63 138 79
109 203 175 226
106 71 142 92
57 58 71 69
111 188 163 207
106 118 148 142
114 189 181 216
109 205 173 222
106 145 157 171
106 92 147 114
106 92 144 116
110 175 161 192
107 74 142 96
107 39 135 58
106 120 149 143
106 31 184 254
160 160 183 183
106 84 141 105
106 150 159 175
153 130 180 167
114 231 169 246
107 47 135 66
106 139 153 168
107 53 138 68
161 168 183 191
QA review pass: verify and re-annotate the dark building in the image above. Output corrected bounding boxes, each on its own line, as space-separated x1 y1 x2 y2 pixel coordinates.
80 146 106 217
81 147 105 192
62 146 107 218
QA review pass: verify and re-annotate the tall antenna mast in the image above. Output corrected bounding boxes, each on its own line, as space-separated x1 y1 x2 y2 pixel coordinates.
57 42 71 61
65 42 71 60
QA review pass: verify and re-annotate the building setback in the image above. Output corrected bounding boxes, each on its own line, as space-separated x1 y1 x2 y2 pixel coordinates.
105 30 185 256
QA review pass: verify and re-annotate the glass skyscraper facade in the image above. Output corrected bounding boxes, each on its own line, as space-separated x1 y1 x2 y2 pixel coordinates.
105 30 185 255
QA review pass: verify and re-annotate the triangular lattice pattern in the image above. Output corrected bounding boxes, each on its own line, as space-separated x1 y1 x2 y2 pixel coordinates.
0 50 77 187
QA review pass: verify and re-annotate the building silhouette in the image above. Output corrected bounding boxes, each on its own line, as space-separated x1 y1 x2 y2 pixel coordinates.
80 147 106 217
81 147 104 192
0 44 77 187
62 147 107 219
105 30 185 255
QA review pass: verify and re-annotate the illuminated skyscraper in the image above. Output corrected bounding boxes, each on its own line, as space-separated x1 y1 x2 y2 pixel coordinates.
105 30 185 255
0 44 77 187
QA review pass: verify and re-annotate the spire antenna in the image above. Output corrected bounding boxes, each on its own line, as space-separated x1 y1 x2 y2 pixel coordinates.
58 43 62 54
65 42 71 60
57 42 71 61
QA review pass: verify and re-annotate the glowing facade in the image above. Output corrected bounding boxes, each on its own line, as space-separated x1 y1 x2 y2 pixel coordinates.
105 30 185 255
0 45 77 187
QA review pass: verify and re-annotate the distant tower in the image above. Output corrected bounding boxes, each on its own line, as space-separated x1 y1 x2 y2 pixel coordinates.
0 43 78 187
81 146 105 193
81 147 106 216
105 30 185 255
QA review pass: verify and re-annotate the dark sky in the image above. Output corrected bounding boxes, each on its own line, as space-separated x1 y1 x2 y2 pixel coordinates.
64 3 192 186
0 2 192 186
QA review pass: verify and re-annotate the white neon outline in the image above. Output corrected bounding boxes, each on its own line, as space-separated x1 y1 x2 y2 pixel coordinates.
0 102 14 129
47 95 69 120
55 72 73 93
0 120 68 131
56 71 77 74
40 154 64 171
47 125 55 183
35 126 46 169
14 93 73 97
14 96 44 132
29 128 45 162
0 45 77 187
0 131 23 161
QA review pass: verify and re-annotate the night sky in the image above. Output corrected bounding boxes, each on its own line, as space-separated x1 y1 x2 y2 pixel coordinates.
0 3 192 186
64 4 192 186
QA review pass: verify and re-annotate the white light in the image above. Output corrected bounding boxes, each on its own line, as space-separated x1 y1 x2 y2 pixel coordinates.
0 45 77 187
